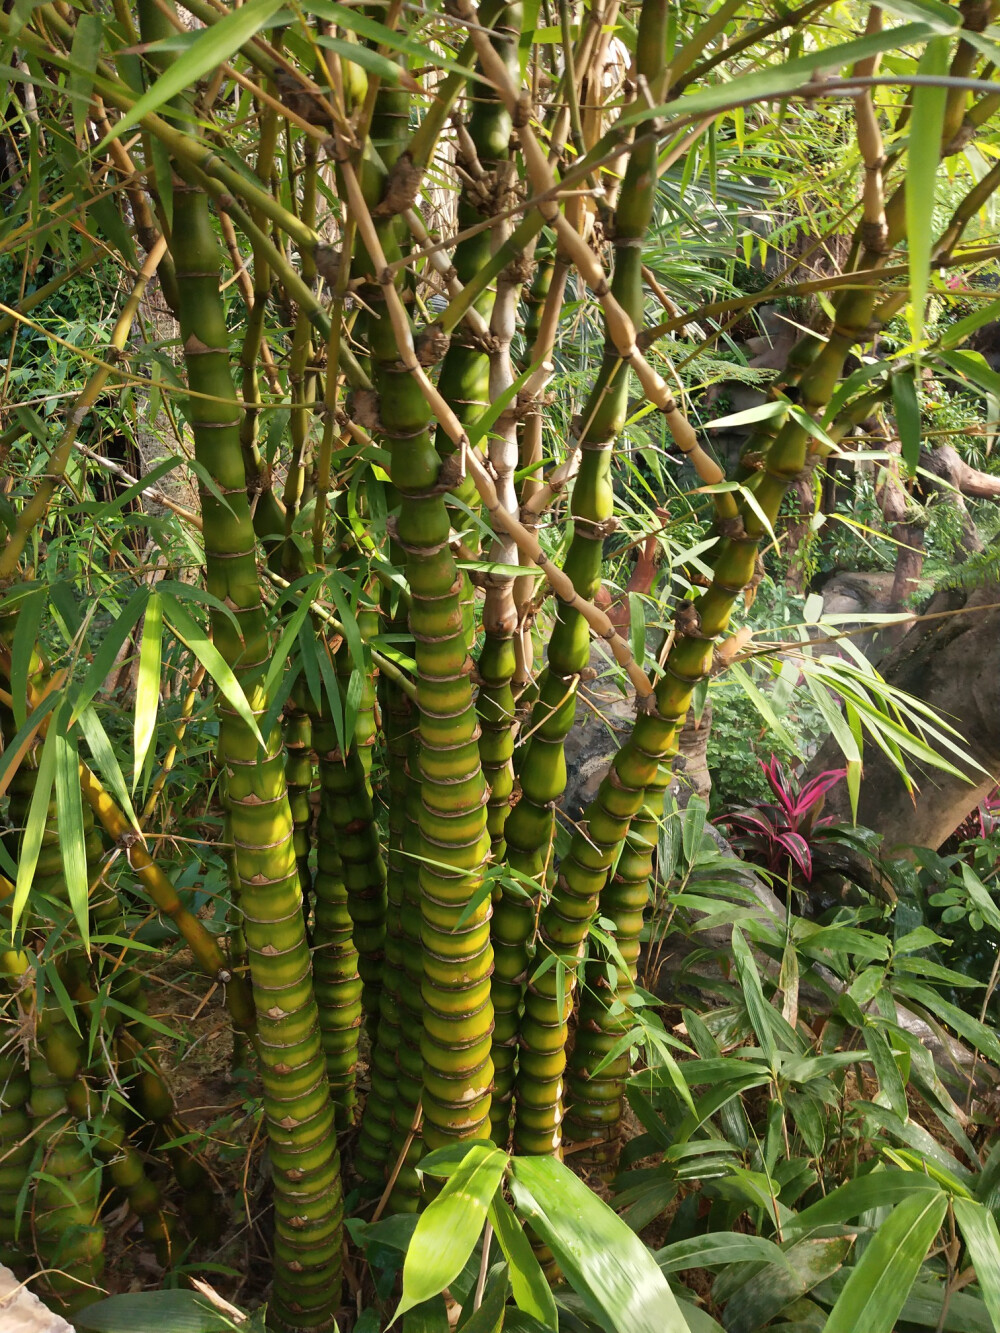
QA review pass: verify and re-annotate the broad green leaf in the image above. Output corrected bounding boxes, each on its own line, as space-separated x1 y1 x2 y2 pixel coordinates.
728 1236 852 1333
68 14 103 140
74 1290 238 1332
822 1187 947 1333
508 1155 692 1333
954 1197 1000 1331
732 926 778 1070
398 1144 507 1317
905 36 950 347
55 726 90 946
403 1295 451 1332
314 34 407 83
891 367 922 476
655 1232 789 1276
97 0 287 147
457 1268 508 1333
940 299 1000 350
133 591 163 792
784 1171 942 1241
488 1194 558 1329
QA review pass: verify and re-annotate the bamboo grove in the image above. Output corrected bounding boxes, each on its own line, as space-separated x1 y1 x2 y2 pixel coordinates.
0 0 998 1328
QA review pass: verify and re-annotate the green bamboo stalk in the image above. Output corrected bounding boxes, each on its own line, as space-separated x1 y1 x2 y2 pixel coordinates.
475 3 524 873
491 0 670 1148
139 5 343 1292
0 1023 32 1269
563 770 668 1164
284 689 315 906
314 665 387 1030
307 698 364 1127
353 670 413 1184
509 184 920 1161
29 1033 106 1314
350 79 496 1162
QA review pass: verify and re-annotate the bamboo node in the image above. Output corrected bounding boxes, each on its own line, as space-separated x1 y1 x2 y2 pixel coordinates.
216 967 233 983
860 220 889 253
416 325 451 366
265 1006 286 1020
184 334 217 356
375 152 423 217
714 514 748 541
314 245 341 284
513 93 533 129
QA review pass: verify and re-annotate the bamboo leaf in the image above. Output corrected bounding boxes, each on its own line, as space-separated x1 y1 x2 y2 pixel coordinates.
626 22 938 127
55 726 90 947
70 588 148 727
862 1025 908 1122
488 1194 558 1329
162 596 264 748
821 1187 947 1333
397 1145 508 1317
305 0 477 80
784 1172 942 1242
77 706 139 829
731 926 777 1070
10 582 46 731
10 709 60 930
508 1155 692 1333
905 36 950 348
873 0 959 35
97 0 287 147
69 14 103 140
953 1198 1000 1332
133 591 163 793
74 1290 239 1332
892 367 922 476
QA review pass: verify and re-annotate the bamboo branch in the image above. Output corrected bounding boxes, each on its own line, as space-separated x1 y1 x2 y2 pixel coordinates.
337 154 655 699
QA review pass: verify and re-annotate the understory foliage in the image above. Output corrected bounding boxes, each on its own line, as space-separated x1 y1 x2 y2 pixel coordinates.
3 0 1000 1331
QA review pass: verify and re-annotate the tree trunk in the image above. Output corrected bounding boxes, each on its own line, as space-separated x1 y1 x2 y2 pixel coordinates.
809 579 1000 851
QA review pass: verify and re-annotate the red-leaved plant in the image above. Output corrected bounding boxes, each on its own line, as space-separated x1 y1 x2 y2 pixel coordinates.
718 757 847 883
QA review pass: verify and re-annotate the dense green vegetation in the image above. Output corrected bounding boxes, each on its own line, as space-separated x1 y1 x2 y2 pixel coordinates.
3 1 1000 1330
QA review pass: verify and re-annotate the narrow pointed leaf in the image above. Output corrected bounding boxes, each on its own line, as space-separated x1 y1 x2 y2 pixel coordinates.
905 36 950 348
892 367 922 477
97 0 287 147
55 726 90 946
488 1194 558 1329
11 711 60 929
732 926 778 1068
133 591 163 792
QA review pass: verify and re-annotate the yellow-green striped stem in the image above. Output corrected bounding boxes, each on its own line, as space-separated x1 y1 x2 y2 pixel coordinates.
309 701 364 1129
511 188 904 1157
494 0 670 1148
164 169 343 1328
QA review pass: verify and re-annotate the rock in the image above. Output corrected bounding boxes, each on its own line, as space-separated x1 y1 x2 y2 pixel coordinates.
0 1268 74 1333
